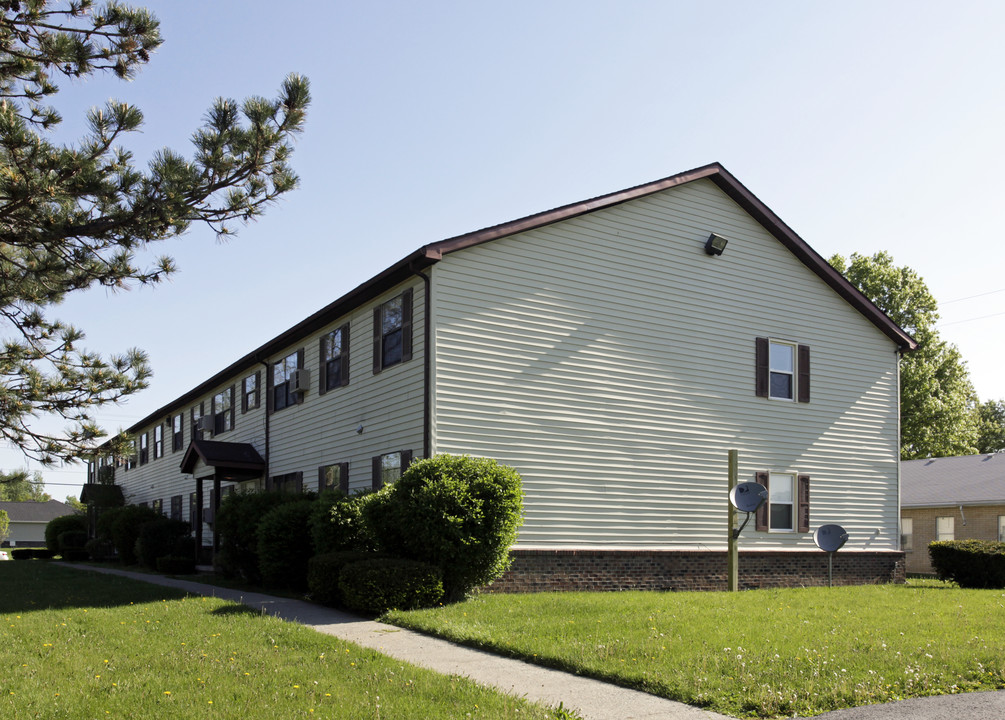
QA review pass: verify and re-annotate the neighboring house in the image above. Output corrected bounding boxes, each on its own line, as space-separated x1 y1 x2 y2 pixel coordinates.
900 453 1005 574
90 163 916 590
0 500 76 547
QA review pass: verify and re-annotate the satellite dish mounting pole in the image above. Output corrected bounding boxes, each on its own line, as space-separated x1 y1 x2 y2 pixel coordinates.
727 449 739 592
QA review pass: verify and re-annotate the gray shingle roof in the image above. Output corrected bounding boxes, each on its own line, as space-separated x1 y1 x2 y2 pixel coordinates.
0 500 76 523
901 453 1005 507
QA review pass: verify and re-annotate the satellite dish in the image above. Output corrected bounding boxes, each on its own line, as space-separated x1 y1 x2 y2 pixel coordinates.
814 524 849 553
729 482 767 513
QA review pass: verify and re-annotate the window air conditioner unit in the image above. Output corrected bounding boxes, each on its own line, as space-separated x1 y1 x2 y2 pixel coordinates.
290 368 309 394
196 416 214 432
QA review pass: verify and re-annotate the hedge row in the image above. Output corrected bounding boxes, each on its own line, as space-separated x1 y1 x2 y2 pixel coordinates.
929 539 1005 588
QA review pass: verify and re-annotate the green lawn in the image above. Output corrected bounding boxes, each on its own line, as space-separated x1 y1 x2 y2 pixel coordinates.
386 582 1005 718
0 561 563 720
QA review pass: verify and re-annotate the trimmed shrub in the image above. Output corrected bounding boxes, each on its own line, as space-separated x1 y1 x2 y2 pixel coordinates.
214 491 306 582
310 491 378 555
307 551 386 607
136 518 191 569
929 539 1005 589
339 558 444 614
11 548 32 560
57 531 88 557
45 514 87 553
365 454 523 600
85 537 116 562
108 505 161 565
256 499 315 590
13 548 56 560
156 555 197 575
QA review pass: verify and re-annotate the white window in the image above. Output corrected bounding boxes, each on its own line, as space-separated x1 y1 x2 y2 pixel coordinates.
998 516 1004 542
901 517 913 551
769 341 795 400
769 473 795 531
936 516 954 542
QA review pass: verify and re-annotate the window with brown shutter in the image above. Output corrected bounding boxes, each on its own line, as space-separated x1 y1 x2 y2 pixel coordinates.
754 471 769 531
373 289 414 374
756 338 810 403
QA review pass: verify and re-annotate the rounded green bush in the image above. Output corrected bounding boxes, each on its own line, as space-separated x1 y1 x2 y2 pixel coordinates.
307 551 386 606
365 454 523 600
310 491 378 555
108 505 160 565
339 558 444 614
45 514 87 553
215 491 306 582
256 499 315 590
57 530 88 552
84 537 116 562
136 518 191 569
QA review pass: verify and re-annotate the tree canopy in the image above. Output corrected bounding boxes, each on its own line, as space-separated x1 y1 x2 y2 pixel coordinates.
0 1 310 464
0 468 49 500
976 399 1005 454
830 251 979 460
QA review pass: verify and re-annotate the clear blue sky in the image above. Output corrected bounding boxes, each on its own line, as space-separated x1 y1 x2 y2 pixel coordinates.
9 1 1005 499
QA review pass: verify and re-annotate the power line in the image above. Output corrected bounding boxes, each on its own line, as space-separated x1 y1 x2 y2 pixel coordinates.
940 310 1005 327
942 287 1005 305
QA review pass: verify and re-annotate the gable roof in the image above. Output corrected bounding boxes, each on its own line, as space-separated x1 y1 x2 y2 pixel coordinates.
179 440 266 475
118 162 917 438
0 500 76 523
901 453 1005 507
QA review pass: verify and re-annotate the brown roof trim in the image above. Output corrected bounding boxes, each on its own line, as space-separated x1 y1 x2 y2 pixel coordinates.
119 162 914 439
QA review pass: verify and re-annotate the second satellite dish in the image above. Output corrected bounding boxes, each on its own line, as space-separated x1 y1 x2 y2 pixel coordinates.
814 524 849 553
729 481 768 513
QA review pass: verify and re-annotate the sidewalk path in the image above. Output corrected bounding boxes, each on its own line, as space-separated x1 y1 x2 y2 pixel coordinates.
62 565 1005 720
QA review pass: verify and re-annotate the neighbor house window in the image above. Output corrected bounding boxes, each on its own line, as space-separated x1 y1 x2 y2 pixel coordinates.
936 516 954 542
270 351 302 412
170 495 182 521
212 386 235 435
755 338 810 403
999 516 1005 543
172 414 184 452
373 289 413 373
242 372 260 412
901 517 913 551
270 472 303 494
371 450 412 490
139 432 149 465
153 425 163 459
319 462 349 495
320 324 350 393
754 471 810 533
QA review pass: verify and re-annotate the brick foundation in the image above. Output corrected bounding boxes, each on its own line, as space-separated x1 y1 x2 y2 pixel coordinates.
486 549 905 593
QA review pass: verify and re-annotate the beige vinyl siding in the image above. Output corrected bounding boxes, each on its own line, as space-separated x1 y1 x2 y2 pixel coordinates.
431 178 900 551
115 280 425 526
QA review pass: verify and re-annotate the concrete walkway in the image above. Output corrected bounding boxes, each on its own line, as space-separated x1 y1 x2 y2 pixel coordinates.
60 565 1005 720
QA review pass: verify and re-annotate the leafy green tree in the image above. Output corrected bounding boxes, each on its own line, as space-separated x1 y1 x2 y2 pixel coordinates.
0 508 9 544
976 400 1005 454
0 468 50 500
0 1 310 464
64 494 85 511
830 252 979 459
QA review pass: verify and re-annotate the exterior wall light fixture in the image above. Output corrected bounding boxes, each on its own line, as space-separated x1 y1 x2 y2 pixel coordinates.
704 232 728 256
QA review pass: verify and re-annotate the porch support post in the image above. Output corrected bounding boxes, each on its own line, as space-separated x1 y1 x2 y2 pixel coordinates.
212 475 222 556
194 478 204 562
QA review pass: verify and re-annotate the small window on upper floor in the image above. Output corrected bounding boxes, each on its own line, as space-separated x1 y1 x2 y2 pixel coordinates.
242 372 260 413
139 432 149 466
756 338 810 403
320 324 350 393
153 425 163 460
270 350 303 413
172 413 184 452
213 386 235 435
373 289 413 374
191 403 204 441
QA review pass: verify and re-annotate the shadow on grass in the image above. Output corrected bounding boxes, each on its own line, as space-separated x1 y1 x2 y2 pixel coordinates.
210 604 261 617
0 560 192 614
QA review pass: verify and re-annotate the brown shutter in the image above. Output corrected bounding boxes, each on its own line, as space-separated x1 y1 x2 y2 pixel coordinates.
229 386 236 430
754 471 769 531
797 345 811 403
294 471 304 493
755 337 769 397
295 348 306 405
319 335 328 396
340 323 350 386
797 474 810 532
401 288 413 363
401 449 413 473
317 465 326 492
241 377 249 412
338 462 349 495
371 455 381 490
266 362 274 414
372 306 382 374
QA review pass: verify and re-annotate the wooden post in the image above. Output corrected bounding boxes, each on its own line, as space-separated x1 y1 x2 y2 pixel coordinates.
727 449 739 592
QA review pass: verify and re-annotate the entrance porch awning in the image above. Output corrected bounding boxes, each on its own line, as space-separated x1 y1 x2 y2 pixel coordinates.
180 439 265 481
